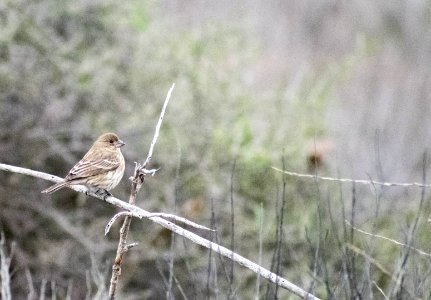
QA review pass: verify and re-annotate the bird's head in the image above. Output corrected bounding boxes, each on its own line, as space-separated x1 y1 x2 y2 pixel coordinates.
96 133 126 149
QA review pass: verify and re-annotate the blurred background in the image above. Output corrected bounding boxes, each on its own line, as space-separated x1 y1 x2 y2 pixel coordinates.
1 0 431 299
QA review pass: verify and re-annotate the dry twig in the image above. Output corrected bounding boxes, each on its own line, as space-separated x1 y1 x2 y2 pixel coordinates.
0 233 12 300
272 167 431 188
105 211 211 235
345 221 431 258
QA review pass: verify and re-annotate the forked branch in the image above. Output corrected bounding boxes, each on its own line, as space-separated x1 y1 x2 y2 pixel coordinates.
109 83 174 299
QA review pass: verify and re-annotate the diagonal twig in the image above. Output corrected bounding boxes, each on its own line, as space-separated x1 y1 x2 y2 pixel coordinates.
345 220 431 258
143 83 175 169
105 211 212 235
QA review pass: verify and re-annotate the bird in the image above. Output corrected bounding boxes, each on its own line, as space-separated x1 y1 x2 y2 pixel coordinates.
42 132 125 198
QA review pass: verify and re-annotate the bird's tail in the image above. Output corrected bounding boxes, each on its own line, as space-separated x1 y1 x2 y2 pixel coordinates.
41 181 68 194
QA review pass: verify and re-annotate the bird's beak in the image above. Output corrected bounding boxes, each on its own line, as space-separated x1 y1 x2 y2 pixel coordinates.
116 140 126 148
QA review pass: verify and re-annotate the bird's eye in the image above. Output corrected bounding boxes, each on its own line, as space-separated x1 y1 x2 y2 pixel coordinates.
109 139 114 144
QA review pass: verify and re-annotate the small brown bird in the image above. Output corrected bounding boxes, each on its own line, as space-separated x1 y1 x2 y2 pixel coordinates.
42 133 125 197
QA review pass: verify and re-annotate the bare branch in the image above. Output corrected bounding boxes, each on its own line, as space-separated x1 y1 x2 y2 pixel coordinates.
346 243 417 299
345 220 431 258
26 269 36 300
373 281 389 300
105 212 134 235
0 163 320 300
124 243 139 252
345 243 391 278
143 83 175 169
255 203 264 300
0 233 12 300
40 279 47 300
146 213 213 231
272 167 431 188
0 163 63 184
105 211 212 236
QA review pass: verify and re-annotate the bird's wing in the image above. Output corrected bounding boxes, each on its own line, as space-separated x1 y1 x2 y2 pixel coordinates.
66 158 120 180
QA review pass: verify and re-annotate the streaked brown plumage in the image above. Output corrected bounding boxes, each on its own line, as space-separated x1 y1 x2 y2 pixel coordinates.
42 133 125 196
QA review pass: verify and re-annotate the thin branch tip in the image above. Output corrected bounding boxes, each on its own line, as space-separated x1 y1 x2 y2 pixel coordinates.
105 212 134 235
125 243 139 252
142 167 160 176
142 84 175 168
273 167 431 188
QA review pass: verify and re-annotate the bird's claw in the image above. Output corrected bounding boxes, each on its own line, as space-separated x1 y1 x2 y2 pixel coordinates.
95 189 112 201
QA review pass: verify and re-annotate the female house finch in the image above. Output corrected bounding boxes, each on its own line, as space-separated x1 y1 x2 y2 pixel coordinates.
42 133 125 197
